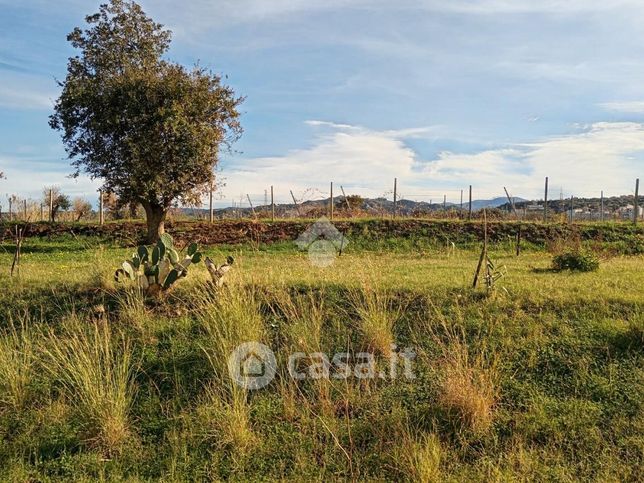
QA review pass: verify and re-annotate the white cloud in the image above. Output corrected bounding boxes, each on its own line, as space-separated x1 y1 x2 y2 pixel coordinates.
425 122 644 197
154 0 644 29
218 122 422 205
0 85 54 110
0 155 100 202
599 101 644 114
217 121 644 205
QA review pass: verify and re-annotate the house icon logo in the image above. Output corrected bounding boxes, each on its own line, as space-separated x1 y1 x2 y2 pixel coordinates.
228 342 277 390
295 217 349 267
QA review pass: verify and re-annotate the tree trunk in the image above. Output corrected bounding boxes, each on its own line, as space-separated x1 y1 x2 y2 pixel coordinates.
143 202 167 244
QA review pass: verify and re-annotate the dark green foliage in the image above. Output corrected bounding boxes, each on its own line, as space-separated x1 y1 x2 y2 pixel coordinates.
552 250 600 272
49 0 243 242
114 233 203 294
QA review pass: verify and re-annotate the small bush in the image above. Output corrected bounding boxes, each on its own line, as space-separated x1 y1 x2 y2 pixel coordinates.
552 250 599 272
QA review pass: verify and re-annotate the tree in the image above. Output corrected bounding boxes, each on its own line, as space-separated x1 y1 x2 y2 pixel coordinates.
73 197 93 221
43 187 71 222
50 0 243 242
103 192 126 220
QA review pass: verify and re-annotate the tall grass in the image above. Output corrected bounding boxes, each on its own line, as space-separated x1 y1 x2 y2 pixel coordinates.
398 431 442 482
195 283 265 381
438 339 497 434
415 303 499 435
39 316 137 452
275 288 326 353
0 319 35 411
193 282 266 457
349 283 402 357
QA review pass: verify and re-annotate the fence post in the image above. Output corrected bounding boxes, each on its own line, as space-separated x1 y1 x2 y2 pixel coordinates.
569 195 574 224
49 188 53 222
209 188 214 223
393 178 398 219
330 182 334 221
544 176 549 223
633 178 640 225
270 185 275 222
98 190 104 225
8 198 12 221
460 189 463 212
468 185 472 220
23 200 27 220
600 190 604 222
443 194 446 212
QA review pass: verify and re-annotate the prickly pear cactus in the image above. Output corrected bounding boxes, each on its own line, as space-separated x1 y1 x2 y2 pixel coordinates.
115 234 203 297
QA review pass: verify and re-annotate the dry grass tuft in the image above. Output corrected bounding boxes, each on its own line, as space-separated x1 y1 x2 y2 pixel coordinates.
438 340 497 434
197 384 256 456
39 315 137 453
349 283 401 357
195 282 265 381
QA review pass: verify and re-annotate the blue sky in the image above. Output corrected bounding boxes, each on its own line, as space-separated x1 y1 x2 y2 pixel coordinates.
1 0 643 207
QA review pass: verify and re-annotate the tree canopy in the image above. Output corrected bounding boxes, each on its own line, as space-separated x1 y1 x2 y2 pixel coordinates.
43 186 71 222
50 0 243 241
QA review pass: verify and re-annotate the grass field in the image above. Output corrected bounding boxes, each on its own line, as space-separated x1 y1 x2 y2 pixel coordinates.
0 234 642 481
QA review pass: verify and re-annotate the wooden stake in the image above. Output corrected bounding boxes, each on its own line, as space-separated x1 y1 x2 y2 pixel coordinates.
600 191 604 222
49 188 53 223
11 226 24 277
468 185 472 220
473 208 488 288
290 190 301 217
247 194 257 219
23 200 27 220
516 226 522 256
569 195 574 224
503 187 518 219
271 185 275 222
340 185 351 211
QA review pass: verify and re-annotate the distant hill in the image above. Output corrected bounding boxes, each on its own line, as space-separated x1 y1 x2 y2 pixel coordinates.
181 195 527 218
178 194 644 219
470 197 526 210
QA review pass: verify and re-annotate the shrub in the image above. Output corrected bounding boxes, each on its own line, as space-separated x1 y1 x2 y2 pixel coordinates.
552 250 599 272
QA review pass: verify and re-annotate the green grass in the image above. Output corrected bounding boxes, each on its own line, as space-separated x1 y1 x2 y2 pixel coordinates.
0 235 642 480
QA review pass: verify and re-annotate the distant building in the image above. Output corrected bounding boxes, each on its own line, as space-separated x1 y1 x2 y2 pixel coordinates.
617 204 644 219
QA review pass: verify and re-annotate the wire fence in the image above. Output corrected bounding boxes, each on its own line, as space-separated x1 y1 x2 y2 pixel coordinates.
0 178 641 225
